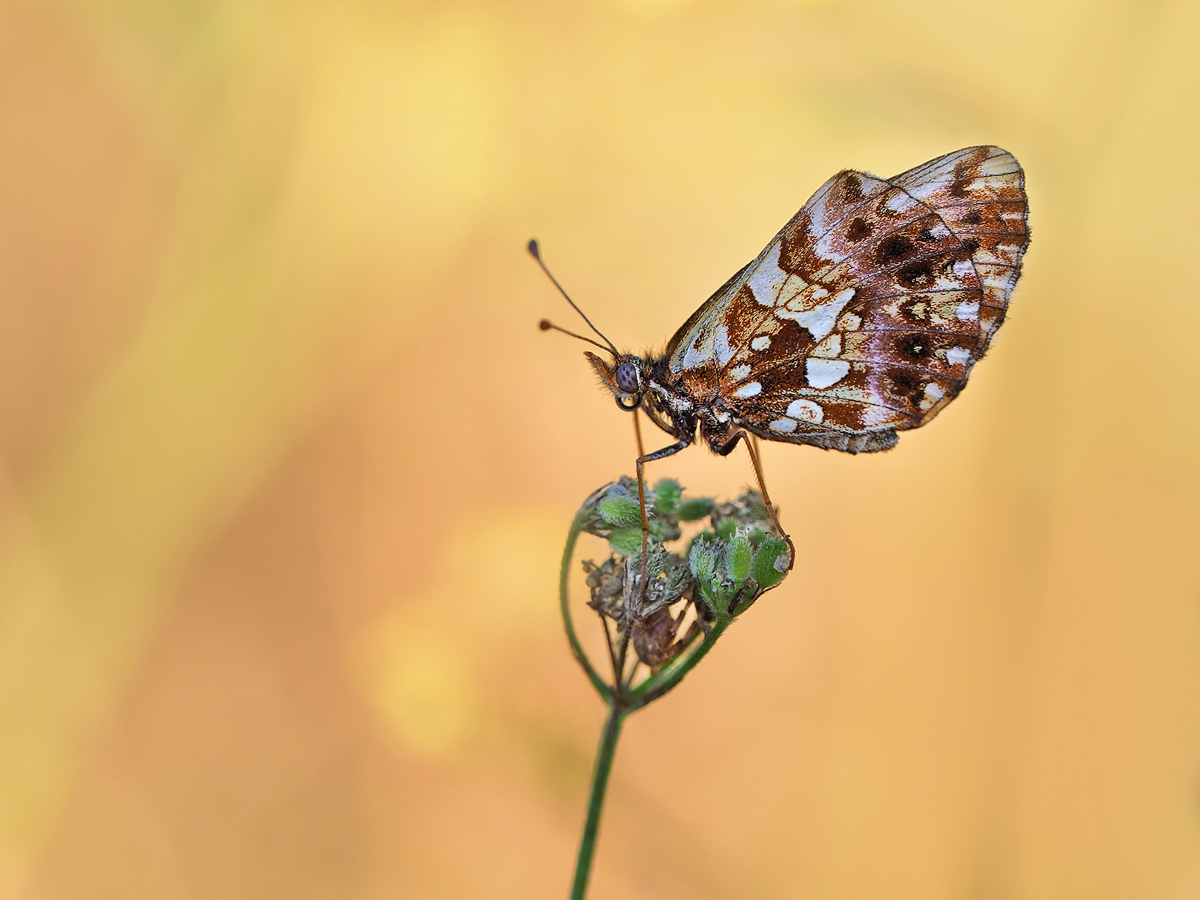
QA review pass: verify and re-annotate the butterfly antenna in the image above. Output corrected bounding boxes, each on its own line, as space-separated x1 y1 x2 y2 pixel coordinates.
527 239 619 357
538 319 613 353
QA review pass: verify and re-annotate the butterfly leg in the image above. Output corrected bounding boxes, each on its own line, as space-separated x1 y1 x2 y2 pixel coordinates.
724 431 795 571
635 439 690 586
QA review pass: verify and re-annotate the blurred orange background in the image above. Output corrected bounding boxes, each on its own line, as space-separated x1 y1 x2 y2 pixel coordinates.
1 0 1198 897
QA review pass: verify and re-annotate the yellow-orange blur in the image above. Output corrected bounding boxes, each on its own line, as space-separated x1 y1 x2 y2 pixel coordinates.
0 1 1197 897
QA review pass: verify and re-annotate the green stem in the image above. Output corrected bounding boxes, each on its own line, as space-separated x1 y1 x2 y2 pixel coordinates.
560 516 613 702
570 704 625 900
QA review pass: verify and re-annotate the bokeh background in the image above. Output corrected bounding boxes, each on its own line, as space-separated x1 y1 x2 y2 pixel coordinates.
1 0 1198 897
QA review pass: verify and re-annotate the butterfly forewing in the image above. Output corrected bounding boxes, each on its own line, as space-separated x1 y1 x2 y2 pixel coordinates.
663 145 1028 453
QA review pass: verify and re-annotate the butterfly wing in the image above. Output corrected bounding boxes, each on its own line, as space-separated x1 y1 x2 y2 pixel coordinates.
664 146 1029 453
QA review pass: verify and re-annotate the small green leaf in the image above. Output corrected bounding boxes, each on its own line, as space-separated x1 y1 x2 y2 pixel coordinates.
677 497 715 521
597 496 642 527
607 527 644 556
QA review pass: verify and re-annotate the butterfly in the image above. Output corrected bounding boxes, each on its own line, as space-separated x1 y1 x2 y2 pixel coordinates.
533 145 1030 557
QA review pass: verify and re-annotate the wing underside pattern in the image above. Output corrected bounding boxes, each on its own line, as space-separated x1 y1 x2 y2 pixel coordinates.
665 146 1029 452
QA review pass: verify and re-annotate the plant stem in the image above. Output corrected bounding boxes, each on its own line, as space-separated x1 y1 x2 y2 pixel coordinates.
570 703 625 900
560 516 613 702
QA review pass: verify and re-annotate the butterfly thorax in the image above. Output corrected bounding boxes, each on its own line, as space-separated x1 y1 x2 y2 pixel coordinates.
643 356 746 456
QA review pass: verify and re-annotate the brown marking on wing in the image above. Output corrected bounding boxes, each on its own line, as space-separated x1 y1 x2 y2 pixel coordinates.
779 212 817 278
723 284 764 349
778 170 892 281
678 362 722 405
949 148 991 198
846 216 873 241
839 171 864 202
863 365 963 424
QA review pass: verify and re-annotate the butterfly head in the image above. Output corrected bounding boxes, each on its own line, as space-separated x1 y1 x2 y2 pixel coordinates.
585 351 647 411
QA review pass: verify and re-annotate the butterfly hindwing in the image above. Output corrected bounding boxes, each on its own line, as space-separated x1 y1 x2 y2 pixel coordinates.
892 146 1029 341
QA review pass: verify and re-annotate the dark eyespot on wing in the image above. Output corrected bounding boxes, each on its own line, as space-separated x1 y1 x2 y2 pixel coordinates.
877 234 914 263
847 217 873 241
897 261 934 288
839 172 864 202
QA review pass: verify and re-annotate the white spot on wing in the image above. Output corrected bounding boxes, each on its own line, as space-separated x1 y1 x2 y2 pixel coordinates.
751 335 771 351
779 287 856 341
734 381 762 399
980 269 1015 291
918 382 946 411
812 333 842 358
729 364 751 380
714 325 734 367
786 398 824 423
838 312 862 331
746 242 787 307
813 229 844 261
885 190 917 210
805 359 850 389
945 347 970 367
978 152 1019 176
956 301 980 322
776 274 809 308
769 417 797 433
862 404 897 426
682 328 714 370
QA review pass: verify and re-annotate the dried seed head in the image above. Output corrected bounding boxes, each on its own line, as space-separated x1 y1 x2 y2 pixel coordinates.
578 478 790 638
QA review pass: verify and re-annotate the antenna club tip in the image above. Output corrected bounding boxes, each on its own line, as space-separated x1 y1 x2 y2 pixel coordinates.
526 238 540 259
538 319 552 331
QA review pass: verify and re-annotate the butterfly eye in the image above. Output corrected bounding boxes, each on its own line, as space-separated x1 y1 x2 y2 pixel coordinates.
615 362 640 394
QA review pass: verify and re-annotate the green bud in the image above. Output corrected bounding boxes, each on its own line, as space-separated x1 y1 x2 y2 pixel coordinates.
750 536 790 590
652 479 682 513
726 530 752 583
677 497 715 522
597 496 642 528
607 527 644 556
647 515 681 544
714 518 738 540
702 575 735 618
688 536 717 582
